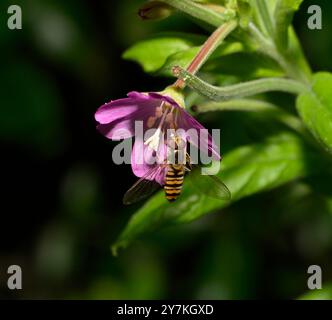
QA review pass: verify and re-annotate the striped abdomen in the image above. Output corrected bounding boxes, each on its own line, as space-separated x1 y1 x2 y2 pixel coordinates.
164 164 184 202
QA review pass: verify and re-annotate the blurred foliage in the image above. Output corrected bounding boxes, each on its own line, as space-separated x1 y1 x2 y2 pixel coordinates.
113 133 325 253
0 0 332 300
123 33 205 72
297 72 332 154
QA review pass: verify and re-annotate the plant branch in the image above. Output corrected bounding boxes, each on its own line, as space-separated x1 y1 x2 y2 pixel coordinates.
174 20 238 89
156 0 310 84
195 99 281 113
173 67 308 101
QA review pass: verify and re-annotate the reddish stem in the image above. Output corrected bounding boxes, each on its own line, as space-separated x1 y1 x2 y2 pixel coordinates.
174 21 237 89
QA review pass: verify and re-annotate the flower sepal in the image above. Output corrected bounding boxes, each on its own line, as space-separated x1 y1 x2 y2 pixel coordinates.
159 85 186 109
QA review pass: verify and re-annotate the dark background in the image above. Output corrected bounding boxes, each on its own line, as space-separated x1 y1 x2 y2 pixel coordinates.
0 0 331 299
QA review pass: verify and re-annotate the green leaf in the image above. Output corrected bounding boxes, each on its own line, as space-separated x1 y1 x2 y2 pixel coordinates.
122 33 204 73
299 284 332 300
158 42 244 77
274 0 303 50
158 47 200 76
112 133 322 253
296 72 332 154
202 52 284 78
194 99 307 137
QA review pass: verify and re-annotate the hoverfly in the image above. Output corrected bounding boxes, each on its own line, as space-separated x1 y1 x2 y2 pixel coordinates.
123 135 231 205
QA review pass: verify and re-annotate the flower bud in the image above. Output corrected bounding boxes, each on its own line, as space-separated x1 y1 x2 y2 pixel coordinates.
138 1 173 21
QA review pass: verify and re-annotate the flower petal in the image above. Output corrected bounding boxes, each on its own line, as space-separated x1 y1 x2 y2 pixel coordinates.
95 91 158 125
127 91 151 100
96 91 166 141
131 138 154 177
97 119 134 140
95 99 138 124
178 109 221 161
154 166 167 186
131 138 167 185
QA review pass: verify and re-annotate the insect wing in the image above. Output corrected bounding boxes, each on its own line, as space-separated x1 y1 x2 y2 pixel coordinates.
123 166 164 205
189 169 231 200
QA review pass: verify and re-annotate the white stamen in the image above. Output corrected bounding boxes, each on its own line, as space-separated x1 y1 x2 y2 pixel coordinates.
144 127 162 151
144 103 168 151
144 104 176 152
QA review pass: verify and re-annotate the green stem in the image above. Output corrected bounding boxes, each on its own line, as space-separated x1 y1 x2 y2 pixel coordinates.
195 99 281 113
247 22 279 59
174 20 238 89
158 0 311 84
252 0 310 83
157 0 231 27
173 67 308 101
255 0 275 37
248 22 309 83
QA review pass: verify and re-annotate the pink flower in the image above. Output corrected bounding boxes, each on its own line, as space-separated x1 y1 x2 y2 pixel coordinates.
95 87 220 185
